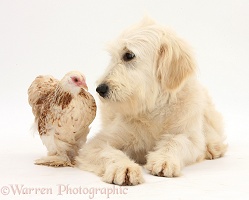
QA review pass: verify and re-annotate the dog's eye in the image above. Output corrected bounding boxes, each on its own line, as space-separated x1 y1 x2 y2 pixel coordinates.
123 52 135 61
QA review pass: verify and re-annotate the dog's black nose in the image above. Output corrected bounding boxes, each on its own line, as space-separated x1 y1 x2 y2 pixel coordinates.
96 84 109 98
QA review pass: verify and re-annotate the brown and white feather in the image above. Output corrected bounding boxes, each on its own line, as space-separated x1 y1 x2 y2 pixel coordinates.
28 72 96 166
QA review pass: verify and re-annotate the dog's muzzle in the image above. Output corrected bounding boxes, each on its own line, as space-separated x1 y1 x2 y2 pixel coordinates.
96 83 109 98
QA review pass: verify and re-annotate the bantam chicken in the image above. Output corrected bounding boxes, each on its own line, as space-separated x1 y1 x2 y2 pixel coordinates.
28 71 96 167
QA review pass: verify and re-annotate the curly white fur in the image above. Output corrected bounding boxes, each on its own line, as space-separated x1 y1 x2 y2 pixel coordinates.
76 18 227 185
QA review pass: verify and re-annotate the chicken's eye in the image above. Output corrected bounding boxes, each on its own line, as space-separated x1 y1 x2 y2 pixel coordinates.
123 51 135 62
74 78 78 82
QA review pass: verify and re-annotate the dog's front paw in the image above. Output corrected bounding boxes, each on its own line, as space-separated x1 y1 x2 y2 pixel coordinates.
102 162 144 186
145 153 181 177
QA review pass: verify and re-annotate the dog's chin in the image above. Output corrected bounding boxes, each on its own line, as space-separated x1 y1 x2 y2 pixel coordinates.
99 92 148 116
98 94 127 103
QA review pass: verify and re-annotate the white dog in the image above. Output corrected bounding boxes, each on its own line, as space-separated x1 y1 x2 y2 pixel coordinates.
76 18 227 185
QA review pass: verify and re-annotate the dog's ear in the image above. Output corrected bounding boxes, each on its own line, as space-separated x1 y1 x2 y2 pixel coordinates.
156 34 196 91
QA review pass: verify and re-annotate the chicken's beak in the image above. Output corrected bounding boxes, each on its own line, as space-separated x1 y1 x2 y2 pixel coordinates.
82 81 88 91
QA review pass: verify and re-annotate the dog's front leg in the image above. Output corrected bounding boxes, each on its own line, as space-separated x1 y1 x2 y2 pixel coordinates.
145 132 205 177
101 145 144 185
76 139 144 186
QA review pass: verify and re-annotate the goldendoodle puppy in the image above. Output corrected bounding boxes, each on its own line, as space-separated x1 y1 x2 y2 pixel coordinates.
76 18 227 186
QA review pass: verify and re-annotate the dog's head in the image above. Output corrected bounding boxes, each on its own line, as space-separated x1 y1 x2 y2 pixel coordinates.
96 18 196 114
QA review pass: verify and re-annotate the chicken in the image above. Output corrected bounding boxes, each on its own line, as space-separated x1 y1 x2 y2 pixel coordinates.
28 71 96 167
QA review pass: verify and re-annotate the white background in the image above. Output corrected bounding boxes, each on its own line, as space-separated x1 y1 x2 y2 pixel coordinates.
0 0 249 199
